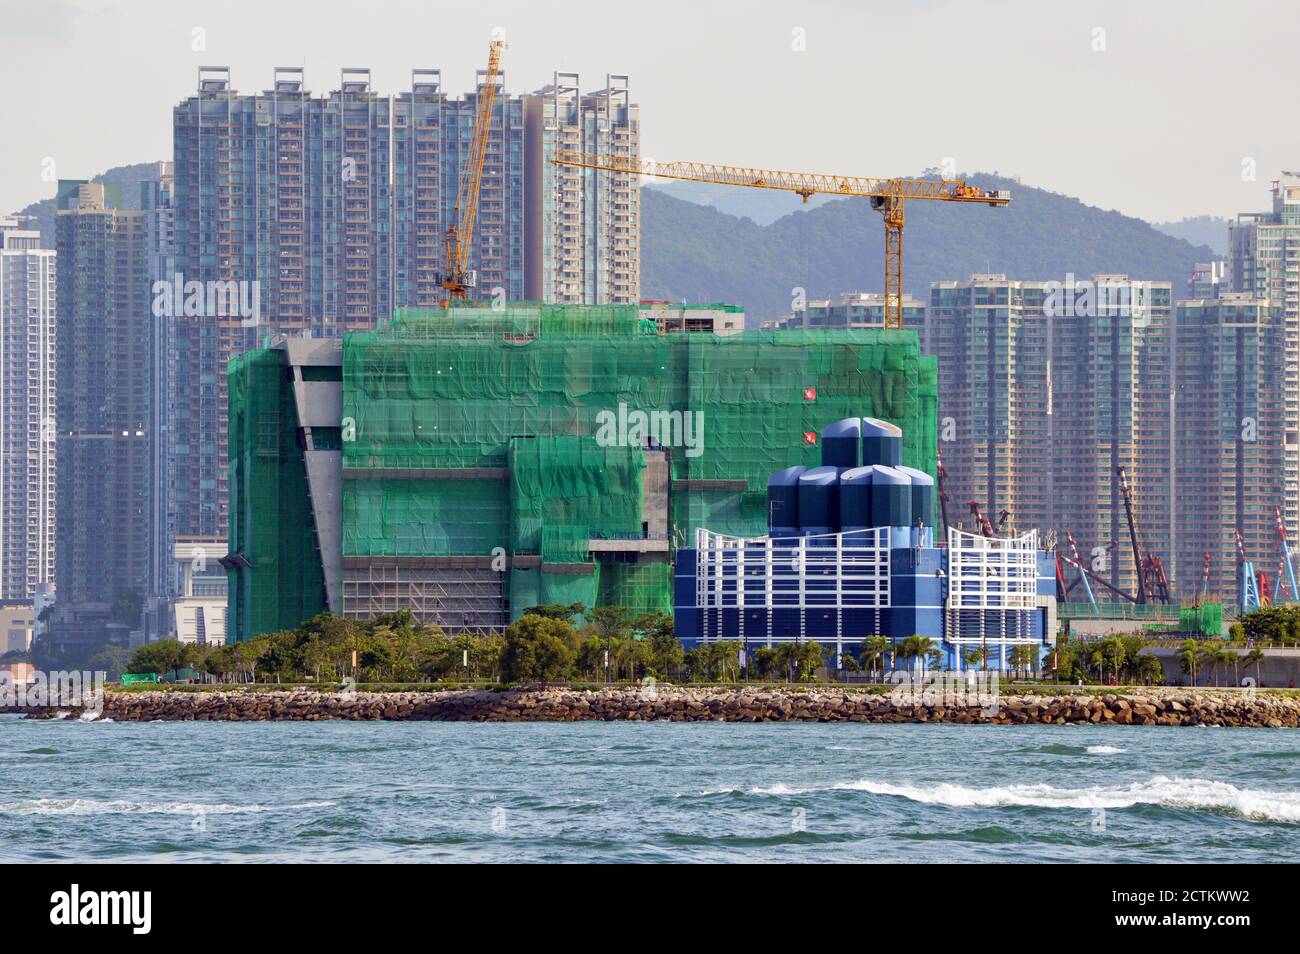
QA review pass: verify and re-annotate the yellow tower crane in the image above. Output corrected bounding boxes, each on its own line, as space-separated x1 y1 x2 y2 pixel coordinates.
441 37 505 306
553 150 1011 329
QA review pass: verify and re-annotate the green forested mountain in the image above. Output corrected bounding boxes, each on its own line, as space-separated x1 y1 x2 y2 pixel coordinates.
642 174 1218 324
10 162 1218 328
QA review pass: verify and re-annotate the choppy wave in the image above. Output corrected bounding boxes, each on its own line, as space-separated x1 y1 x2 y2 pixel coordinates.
0 798 335 816
744 776 1300 824
1085 745 1126 754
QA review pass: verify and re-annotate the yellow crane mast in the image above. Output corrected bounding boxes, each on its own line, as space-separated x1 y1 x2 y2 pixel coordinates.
441 37 505 306
553 149 1011 328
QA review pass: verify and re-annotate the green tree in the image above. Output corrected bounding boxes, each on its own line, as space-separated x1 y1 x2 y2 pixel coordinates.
1008 644 1037 681
127 639 187 676
639 614 685 678
88 645 130 681
522 603 586 622
1244 646 1266 686
861 636 890 681
234 638 267 683
205 645 238 683
963 646 989 672
1178 640 1199 686
751 647 780 681
905 636 938 680
501 614 580 682
1132 651 1165 685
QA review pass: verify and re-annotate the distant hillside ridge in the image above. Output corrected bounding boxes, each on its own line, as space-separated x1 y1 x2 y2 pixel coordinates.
11 162 163 246
642 173 1217 323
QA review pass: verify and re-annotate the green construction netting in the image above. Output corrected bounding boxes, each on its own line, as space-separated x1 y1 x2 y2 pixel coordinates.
510 436 645 559
385 302 646 339
507 566 599 623
343 479 509 557
228 348 327 640
229 304 935 632
597 561 674 618
1180 602 1224 637
344 314 936 498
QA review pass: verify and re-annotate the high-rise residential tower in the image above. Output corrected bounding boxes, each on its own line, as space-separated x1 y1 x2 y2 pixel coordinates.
524 74 639 304
141 163 175 603
172 66 636 541
392 67 527 307
54 182 152 607
1230 174 1300 549
927 274 1172 599
0 218 56 601
1172 293 1285 601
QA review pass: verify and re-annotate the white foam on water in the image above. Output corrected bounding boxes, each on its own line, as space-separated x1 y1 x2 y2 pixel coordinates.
0 798 336 816
1086 745 1126 754
828 776 1300 824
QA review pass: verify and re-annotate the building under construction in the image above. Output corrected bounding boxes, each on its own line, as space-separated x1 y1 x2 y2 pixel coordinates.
224 302 937 642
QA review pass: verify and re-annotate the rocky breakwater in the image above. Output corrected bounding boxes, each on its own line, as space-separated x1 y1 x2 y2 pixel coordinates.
16 686 1300 727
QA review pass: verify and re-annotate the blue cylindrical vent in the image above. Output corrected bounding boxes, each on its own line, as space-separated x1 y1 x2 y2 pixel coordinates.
862 417 902 468
766 465 805 534
797 466 840 535
820 418 862 469
838 466 874 531
897 466 935 529
869 465 912 529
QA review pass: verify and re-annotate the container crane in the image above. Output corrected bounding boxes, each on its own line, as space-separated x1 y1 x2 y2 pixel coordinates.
1236 529 1262 612
553 150 1011 329
967 501 995 538
1275 505 1298 603
440 38 504 306
1066 530 1099 615
1115 466 1148 604
1058 531 1135 605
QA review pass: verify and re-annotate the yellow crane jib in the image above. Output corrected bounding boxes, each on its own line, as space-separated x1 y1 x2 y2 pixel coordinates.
553 149 1011 329
441 38 505 307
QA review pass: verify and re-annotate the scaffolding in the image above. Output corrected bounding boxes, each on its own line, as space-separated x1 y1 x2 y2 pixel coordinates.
230 302 937 636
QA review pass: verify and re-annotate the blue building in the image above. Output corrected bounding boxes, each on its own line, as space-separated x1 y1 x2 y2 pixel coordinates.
674 418 1057 670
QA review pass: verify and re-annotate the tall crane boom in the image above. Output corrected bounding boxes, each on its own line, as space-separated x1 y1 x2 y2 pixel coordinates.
1116 466 1148 604
442 38 504 306
553 149 1011 328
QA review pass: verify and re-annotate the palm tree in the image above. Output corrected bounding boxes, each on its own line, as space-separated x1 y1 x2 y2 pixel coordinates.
861 636 890 681
1218 646 1239 687
1179 640 1199 686
1009 644 1037 681
1199 644 1221 687
910 636 938 681
1245 646 1266 687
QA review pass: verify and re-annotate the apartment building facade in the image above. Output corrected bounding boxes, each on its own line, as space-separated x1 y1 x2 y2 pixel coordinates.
0 219 56 601
1230 174 1300 552
54 183 152 606
393 69 526 308
772 291 927 334
927 274 1172 600
173 66 637 540
523 74 639 305
1172 294 1285 601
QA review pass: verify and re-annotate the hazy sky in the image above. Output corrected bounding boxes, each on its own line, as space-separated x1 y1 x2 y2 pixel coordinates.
2 0 1295 222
